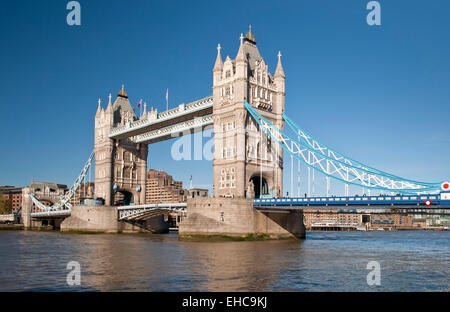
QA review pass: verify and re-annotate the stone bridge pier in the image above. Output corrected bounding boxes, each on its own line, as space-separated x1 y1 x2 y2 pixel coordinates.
180 29 305 239
21 182 70 229
179 198 305 239
21 187 32 229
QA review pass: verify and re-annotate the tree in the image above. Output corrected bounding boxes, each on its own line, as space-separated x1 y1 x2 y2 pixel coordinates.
0 196 12 214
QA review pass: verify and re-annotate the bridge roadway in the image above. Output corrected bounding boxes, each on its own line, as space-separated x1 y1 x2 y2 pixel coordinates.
109 96 213 144
254 194 450 215
22 194 450 221
30 210 71 218
118 203 187 221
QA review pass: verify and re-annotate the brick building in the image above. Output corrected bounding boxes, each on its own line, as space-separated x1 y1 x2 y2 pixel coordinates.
70 182 95 206
303 209 339 228
304 208 415 231
0 186 23 213
145 169 187 204
338 211 362 226
370 214 414 229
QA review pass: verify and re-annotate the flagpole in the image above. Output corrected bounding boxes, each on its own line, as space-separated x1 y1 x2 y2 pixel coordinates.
166 88 169 111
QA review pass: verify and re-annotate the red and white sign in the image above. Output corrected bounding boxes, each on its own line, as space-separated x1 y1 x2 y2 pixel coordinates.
441 193 450 200
425 200 432 207
441 182 450 191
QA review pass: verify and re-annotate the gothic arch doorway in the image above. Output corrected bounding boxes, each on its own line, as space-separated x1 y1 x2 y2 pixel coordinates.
114 190 134 206
250 176 269 198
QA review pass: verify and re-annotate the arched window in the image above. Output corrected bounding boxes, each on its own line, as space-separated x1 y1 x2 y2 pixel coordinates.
124 167 131 179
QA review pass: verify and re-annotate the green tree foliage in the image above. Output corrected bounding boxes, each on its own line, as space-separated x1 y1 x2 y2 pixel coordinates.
0 196 12 214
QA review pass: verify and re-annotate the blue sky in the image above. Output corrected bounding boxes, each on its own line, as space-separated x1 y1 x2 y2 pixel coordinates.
0 0 449 196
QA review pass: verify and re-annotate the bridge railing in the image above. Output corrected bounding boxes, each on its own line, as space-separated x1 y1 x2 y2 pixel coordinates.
118 203 187 220
30 210 72 218
134 115 213 143
254 194 444 207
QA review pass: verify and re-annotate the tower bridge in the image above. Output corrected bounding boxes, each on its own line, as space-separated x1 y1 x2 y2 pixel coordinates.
13 27 449 237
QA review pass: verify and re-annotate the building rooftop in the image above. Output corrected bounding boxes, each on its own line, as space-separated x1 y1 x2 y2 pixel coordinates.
0 186 22 194
29 181 68 190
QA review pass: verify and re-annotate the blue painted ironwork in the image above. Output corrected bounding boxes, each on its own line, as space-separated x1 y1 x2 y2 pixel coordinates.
254 194 446 207
29 151 94 214
245 101 442 194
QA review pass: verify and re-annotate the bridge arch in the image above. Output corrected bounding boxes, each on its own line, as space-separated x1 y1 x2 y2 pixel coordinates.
249 175 270 199
113 188 137 206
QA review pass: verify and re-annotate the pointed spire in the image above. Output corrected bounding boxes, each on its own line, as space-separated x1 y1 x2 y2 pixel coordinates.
236 33 246 62
142 101 147 117
106 93 113 112
213 44 223 71
275 51 285 78
96 98 102 114
245 25 255 42
118 84 128 98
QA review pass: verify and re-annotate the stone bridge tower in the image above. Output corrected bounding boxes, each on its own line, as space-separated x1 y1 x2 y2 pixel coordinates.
213 27 285 199
94 87 148 206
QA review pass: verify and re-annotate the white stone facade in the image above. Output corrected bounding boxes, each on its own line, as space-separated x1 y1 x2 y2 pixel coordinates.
94 89 148 206
212 28 285 198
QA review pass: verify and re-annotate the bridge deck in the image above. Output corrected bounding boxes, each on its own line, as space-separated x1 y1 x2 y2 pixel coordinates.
109 96 213 143
30 210 71 218
118 203 187 221
254 194 450 215
254 194 448 207
0 214 15 222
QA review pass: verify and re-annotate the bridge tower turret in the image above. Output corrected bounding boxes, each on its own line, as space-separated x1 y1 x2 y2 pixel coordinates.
94 87 148 206
212 27 284 199
94 96 114 205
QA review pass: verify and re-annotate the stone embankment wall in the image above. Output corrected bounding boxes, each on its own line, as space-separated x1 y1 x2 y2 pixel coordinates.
61 205 168 233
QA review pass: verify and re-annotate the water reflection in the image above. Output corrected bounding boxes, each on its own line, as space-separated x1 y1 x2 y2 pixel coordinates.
0 231 448 291
178 240 304 291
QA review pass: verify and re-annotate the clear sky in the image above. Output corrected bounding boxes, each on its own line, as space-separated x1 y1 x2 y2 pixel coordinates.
0 0 449 196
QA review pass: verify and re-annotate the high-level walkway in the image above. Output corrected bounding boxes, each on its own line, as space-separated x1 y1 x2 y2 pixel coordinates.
109 96 213 144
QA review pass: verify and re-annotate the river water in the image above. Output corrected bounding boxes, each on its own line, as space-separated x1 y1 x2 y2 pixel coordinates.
0 230 448 291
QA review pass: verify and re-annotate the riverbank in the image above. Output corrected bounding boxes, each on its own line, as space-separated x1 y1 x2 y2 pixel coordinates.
0 224 24 231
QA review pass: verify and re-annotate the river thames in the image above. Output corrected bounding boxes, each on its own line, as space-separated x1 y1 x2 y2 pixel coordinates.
0 230 448 292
